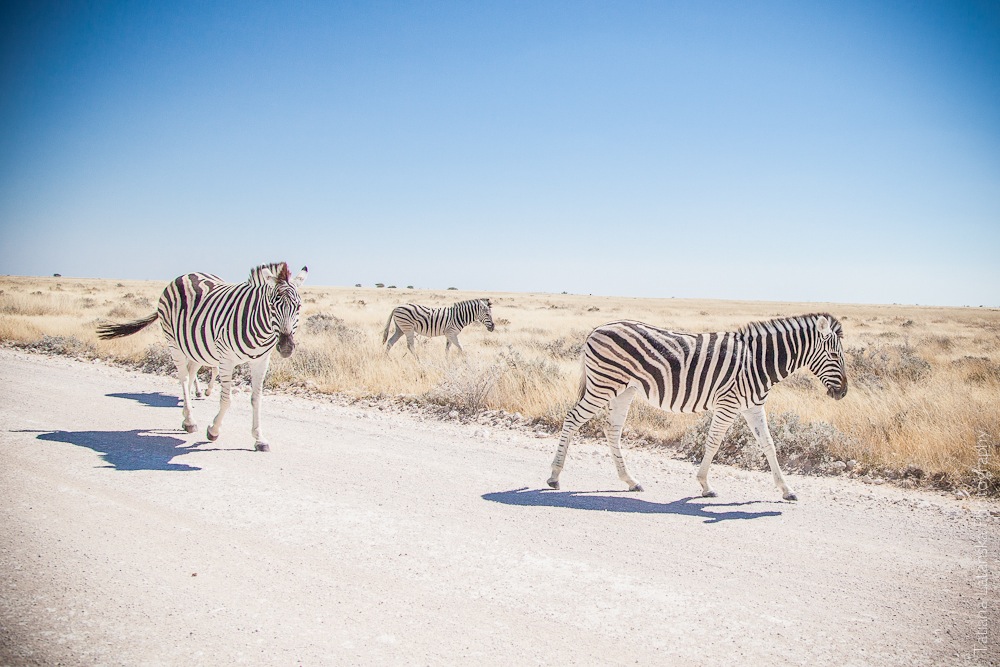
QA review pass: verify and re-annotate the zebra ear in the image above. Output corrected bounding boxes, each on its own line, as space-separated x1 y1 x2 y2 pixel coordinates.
292 266 308 288
260 267 278 287
816 315 832 338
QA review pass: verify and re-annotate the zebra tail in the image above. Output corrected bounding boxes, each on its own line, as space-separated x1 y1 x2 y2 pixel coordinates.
381 312 394 344
576 352 588 402
96 312 159 340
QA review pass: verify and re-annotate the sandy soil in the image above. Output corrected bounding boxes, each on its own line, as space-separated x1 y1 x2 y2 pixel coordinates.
0 347 996 666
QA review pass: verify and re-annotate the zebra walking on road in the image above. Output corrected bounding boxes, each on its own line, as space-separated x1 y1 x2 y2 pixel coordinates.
547 313 848 500
382 298 495 356
97 262 308 451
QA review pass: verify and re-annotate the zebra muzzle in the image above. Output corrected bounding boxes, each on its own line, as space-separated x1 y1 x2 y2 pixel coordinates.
277 333 295 358
827 382 848 400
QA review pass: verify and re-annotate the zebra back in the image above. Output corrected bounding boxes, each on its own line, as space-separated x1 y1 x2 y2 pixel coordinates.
582 313 845 413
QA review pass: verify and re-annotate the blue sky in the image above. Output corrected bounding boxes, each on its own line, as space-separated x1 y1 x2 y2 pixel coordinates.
2 1 998 306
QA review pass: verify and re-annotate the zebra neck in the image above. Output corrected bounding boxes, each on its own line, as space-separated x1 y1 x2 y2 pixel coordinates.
746 323 813 392
451 304 475 329
238 283 280 350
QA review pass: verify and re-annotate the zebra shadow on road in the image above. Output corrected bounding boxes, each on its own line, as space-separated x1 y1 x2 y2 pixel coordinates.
106 392 182 408
482 487 783 523
22 429 236 472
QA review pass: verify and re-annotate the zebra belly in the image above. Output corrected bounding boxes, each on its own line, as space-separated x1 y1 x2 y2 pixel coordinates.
640 383 719 415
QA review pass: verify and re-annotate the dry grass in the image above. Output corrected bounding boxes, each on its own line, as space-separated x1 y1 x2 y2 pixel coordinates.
2 275 998 495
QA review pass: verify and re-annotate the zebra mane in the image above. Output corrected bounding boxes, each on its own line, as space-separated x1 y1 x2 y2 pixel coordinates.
248 262 290 285
738 313 843 340
452 298 489 309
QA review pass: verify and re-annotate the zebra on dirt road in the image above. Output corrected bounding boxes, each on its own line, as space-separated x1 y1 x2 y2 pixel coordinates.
547 313 848 500
97 262 307 452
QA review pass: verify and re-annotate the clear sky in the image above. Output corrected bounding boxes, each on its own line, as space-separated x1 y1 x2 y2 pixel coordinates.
2 1 998 306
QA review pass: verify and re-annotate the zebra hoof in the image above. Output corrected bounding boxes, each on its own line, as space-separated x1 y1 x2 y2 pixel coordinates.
183 423 197 433
206 429 219 442
546 479 560 490
783 492 798 502
195 391 203 399
701 489 718 498
255 442 270 452
629 484 644 492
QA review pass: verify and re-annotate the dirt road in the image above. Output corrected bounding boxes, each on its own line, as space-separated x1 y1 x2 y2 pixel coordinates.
0 348 995 666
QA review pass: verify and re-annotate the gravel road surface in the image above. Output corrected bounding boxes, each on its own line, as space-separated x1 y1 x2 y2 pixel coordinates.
0 348 995 666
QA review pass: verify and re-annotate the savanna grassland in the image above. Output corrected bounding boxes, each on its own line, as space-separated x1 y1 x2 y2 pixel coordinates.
1 274 998 496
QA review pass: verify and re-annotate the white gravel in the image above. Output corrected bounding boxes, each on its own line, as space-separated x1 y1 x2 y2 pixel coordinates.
0 347 996 666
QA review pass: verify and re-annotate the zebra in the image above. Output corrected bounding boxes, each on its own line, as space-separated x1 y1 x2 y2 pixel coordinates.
382 298 495 356
546 313 847 500
96 262 308 451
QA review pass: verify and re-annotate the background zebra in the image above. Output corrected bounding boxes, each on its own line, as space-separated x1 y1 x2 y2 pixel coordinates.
97 262 307 451
382 298 495 356
547 313 847 500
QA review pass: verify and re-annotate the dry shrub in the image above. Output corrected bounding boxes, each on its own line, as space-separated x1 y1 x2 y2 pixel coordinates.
491 349 575 426
267 345 337 388
847 343 931 388
22 335 98 359
304 313 363 343
951 356 1000 386
0 292 69 317
677 411 854 475
425 359 504 414
135 344 177 375
107 293 154 319
539 334 584 360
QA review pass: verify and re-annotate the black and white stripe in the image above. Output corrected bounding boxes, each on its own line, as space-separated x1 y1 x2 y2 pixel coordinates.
382 298 495 356
547 313 847 500
97 262 307 451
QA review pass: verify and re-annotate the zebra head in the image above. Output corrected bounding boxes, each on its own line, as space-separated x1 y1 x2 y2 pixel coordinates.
479 298 495 332
805 314 848 400
262 264 308 358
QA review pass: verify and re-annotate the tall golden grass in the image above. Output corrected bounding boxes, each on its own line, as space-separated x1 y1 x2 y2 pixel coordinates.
1 274 998 495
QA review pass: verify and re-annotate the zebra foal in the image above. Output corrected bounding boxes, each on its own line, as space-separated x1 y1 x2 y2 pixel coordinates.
382 298 495 356
547 314 848 500
97 262 307 451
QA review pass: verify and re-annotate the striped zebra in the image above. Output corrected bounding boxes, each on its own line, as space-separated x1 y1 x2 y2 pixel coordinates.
547 313 847 500
382 298 495 356
97 262 307 451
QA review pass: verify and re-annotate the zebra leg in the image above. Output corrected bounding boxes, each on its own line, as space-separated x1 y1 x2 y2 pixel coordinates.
172 350 197 433
187 361 203 399
547 394 605 490
696 408 738 498
742 405 797 501
204 367 216 397
405 332 418 357
207 360 235 443
385 327 403 353
445 333 463 357
606 387 642 491
248 355 271 452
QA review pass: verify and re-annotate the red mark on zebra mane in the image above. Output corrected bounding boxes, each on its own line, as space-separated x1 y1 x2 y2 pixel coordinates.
277 262 291 282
